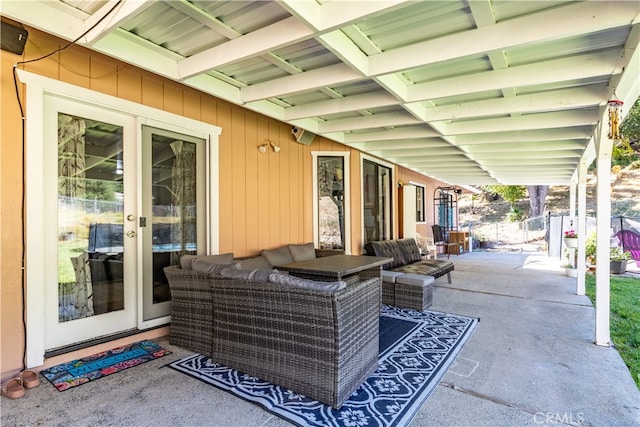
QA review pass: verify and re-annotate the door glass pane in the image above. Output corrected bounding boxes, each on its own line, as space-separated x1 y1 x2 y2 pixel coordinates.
142 126 204 321
58 113 124 322
363 159 392 243
151 137 197 303
317 156 345 249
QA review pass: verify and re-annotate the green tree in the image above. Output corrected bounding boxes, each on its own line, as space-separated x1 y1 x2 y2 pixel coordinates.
483 185 527 221
621 97 640 147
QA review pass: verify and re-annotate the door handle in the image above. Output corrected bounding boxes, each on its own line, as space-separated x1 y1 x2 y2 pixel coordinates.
126 230 136 238
127 214 136 222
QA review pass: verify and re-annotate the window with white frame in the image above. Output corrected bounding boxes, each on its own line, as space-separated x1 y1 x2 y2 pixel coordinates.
412 182 426 223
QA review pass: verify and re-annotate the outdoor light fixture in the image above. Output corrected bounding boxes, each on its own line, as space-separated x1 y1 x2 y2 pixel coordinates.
258 139 280 153
607 98 624 140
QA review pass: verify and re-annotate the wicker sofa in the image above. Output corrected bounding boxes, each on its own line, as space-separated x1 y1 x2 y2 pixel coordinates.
164 246 381 408
364 238 455 311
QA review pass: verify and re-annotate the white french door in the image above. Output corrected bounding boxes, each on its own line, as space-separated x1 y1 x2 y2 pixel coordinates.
43 96 138 350
140 125 206 322
21 69 220 365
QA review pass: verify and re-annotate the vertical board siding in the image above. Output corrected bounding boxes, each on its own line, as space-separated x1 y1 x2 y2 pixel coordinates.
59 45 90 88
1 26 452 374
89 56 118 97
244 113 260 255
231 107 248 255
217 103 233 254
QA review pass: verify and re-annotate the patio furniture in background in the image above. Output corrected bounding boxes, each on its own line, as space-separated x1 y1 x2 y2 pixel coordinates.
432 224 462 259
416 233 437 259
616 229 640 267
364 238 454 311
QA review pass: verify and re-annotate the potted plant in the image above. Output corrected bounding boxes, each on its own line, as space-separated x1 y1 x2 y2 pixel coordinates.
562 248 577 277
610 247 631 274
562 263 578 277
563 229 578 248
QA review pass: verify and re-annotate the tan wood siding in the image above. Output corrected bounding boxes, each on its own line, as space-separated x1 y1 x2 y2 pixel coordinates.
0 26 450 375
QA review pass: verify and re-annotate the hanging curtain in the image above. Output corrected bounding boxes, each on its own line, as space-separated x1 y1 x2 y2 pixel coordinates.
170 140 196 265
58 114 94 319
58 114 86 199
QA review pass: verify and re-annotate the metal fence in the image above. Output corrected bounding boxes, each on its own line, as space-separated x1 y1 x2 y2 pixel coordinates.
465 214 640 260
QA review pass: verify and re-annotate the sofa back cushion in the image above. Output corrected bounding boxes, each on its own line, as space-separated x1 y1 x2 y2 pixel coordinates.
364 240 406 269
396 238 422 263
181 252 234 270
192 258 240 275
236 255 272 270
288 243 316 262
261 246 294 266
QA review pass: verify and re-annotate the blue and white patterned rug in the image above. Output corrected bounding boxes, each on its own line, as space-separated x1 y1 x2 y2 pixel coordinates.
169 306 478 427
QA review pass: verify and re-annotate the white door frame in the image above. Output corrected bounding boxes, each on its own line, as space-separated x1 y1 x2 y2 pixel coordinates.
19 70 221 367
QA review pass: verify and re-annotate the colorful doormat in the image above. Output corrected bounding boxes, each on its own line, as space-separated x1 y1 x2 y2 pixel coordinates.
170 306 478 427
41 340 171 391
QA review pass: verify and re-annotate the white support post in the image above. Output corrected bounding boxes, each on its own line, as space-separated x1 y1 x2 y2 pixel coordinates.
569 177 577 219
594 120 612 347
576 157 589 296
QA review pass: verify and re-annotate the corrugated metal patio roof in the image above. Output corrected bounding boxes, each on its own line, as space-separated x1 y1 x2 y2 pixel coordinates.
3 0 639 185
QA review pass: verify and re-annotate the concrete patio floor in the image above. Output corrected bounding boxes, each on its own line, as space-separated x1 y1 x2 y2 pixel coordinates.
2 251 639 426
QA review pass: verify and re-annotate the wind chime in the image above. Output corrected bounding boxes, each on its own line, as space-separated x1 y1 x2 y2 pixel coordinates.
607 98 624 140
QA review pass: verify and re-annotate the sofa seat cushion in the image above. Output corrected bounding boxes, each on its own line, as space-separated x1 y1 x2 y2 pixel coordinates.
220 267 275 282
395 273 435 287
268 273 346 292
390 259 454 279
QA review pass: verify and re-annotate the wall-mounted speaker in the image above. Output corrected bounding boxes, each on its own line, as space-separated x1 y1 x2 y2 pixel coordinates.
1 20 28 55
292 127 316 145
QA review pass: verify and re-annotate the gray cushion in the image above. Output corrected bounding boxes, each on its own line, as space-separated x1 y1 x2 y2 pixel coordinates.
381 270 405 284
395 273 435 287
192 259 240 275
288 243 316 262
220 268 254 280
179 255 197 270
268 273 346 292
261 247 294 267
220 267 275 282
237 255 272 270
252 268 276 282
182 253 234 270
